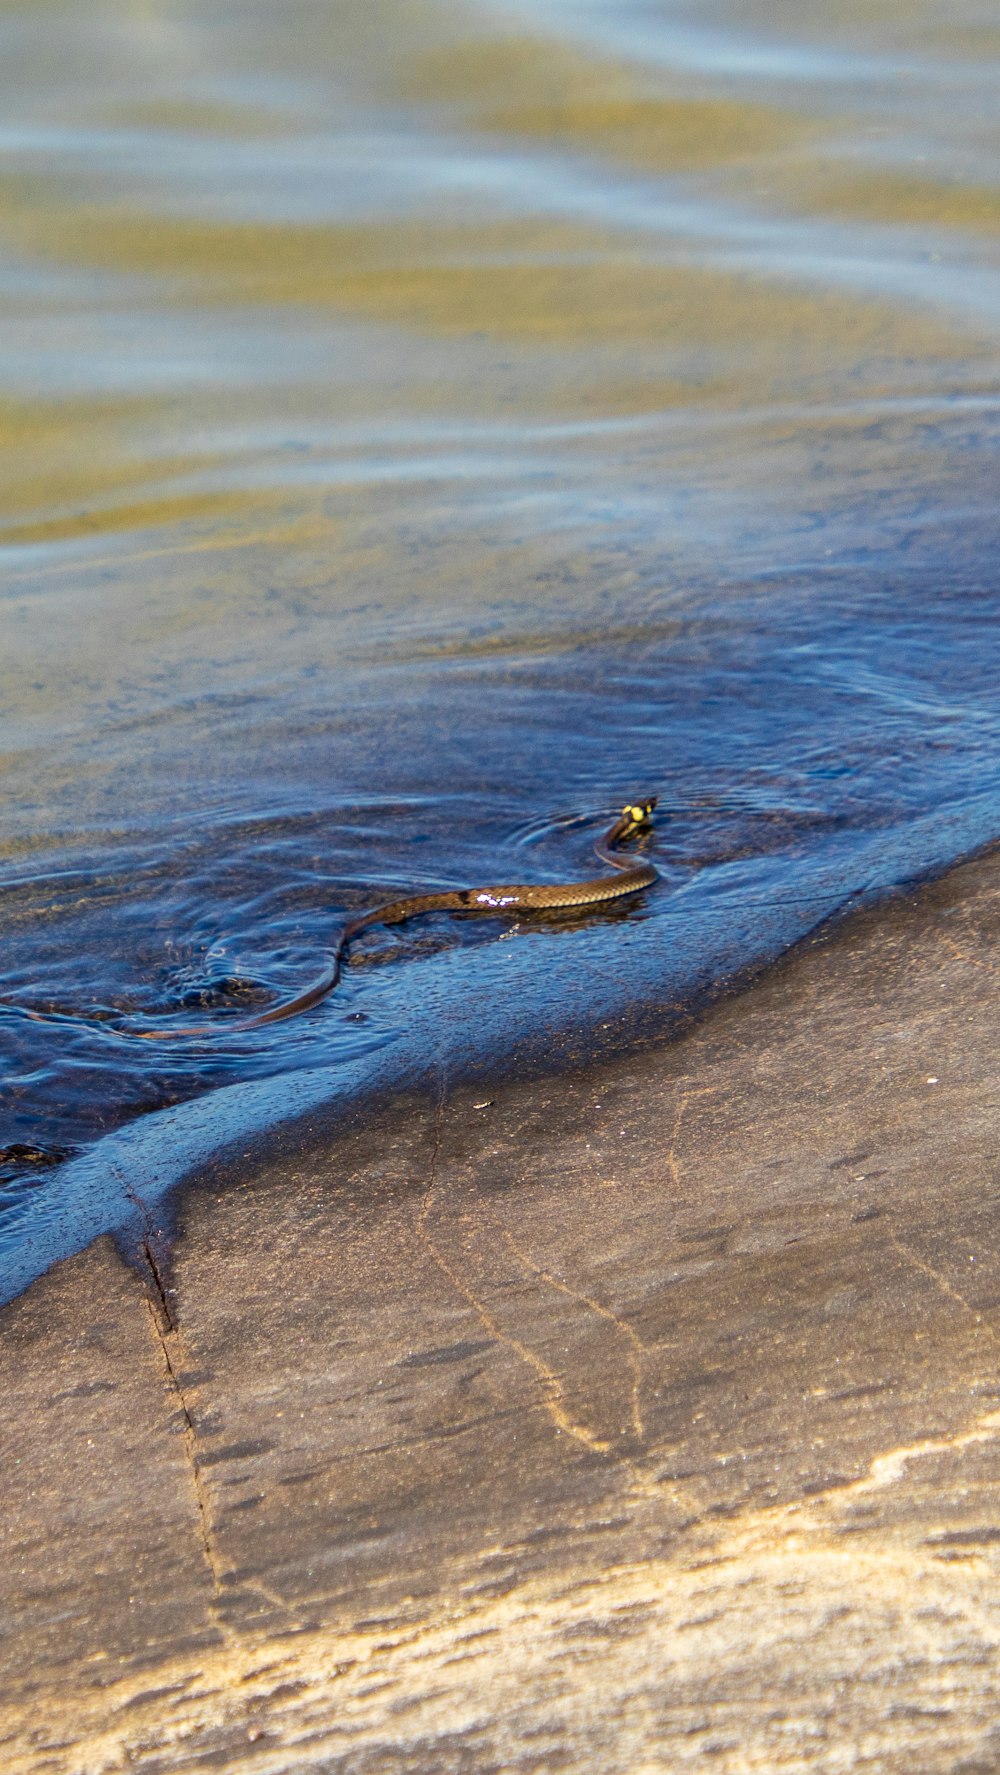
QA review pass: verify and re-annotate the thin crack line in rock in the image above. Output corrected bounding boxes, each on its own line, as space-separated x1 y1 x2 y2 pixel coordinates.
113 1166 229 1607
492 1221 648 1443
415 1083 613 1456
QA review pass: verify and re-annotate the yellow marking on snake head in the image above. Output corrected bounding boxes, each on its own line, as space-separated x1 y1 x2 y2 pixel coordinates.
629 804 647 824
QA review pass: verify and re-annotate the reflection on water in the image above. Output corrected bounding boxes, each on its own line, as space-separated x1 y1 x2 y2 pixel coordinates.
1 0 1000 1291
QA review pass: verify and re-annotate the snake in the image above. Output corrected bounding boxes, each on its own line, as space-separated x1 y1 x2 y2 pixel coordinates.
132 796 659 1039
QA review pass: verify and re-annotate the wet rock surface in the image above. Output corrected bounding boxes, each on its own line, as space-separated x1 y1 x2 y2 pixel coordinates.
4 852 1000 1771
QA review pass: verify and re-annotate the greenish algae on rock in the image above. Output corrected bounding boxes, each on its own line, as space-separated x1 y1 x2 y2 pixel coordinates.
5 850 1000 1770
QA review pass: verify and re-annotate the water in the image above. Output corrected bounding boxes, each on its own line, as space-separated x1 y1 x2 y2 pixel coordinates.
2 0 1000 1300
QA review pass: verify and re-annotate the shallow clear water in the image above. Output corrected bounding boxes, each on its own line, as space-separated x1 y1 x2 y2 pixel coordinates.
2 0 1000 1296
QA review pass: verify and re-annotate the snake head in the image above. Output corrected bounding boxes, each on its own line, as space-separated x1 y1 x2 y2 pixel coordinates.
622 797 657 832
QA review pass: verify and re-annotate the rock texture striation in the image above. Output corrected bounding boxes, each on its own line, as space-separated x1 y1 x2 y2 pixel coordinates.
4 851 1000 1771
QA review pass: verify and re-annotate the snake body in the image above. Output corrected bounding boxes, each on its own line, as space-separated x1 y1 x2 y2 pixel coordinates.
135 796 658 1039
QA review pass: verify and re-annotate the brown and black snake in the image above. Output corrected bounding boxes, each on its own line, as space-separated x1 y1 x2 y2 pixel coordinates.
132 795 659 1039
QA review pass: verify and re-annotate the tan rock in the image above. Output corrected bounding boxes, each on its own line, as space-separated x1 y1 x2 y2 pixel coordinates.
4 852 1000 1771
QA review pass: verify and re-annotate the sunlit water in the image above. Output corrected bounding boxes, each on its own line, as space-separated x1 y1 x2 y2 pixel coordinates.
2 0 1000 1298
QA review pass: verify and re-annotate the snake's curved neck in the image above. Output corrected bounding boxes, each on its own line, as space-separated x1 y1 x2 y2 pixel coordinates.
594 798 659 872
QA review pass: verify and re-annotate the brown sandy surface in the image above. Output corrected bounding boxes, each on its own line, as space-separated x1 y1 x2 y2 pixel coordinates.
4 850 1000 1771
